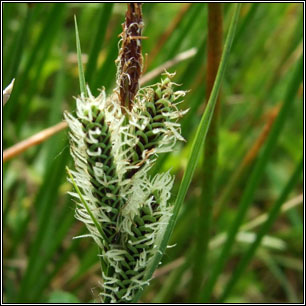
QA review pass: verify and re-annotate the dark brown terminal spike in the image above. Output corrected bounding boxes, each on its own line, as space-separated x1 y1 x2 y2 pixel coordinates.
118 3 144 112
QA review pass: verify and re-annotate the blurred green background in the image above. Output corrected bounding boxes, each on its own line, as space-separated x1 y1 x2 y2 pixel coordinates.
3 3 303 303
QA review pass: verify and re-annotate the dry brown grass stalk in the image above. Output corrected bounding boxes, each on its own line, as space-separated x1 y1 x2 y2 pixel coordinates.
3 122 67 162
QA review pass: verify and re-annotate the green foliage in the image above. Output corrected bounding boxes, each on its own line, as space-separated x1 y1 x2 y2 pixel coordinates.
3 3 303 303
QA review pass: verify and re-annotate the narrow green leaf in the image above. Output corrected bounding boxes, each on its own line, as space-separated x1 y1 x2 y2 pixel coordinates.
15 4 67 135
260 250 299 302
24 201 75 301
31 232 85 300
232 3 259 50
74 15 87 97
151 4 204 68
190 3 224 301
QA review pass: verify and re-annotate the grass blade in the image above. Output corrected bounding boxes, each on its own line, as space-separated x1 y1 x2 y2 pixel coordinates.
131 4 241 302
74 15 87 97
214 106 279 218
147 3 192 68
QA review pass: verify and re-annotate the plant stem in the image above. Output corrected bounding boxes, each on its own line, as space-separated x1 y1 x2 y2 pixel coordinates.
190 3 223 301
3 122 67 162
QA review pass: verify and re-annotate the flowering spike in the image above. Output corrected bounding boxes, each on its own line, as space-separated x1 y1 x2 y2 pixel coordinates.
65 80 187 302
66 6 188 303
